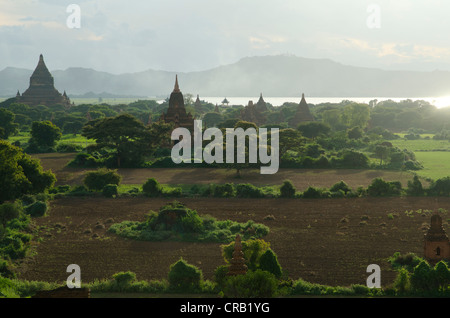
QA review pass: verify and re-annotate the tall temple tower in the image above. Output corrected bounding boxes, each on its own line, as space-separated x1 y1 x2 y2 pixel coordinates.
16 54 72 108
160 75 194 131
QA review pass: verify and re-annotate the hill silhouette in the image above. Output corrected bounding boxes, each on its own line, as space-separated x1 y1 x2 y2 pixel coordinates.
2 54 450 98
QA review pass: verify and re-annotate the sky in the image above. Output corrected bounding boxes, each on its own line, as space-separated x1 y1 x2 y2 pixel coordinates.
2 0 450 74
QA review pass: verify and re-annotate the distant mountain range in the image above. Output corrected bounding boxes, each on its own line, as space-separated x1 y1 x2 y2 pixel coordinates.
2 55 450 98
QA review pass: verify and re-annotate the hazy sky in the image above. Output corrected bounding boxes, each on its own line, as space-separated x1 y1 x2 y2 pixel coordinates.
2 0 450 74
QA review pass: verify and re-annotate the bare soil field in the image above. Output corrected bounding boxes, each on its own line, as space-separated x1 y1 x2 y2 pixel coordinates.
32 153 417 190
15 196 450 288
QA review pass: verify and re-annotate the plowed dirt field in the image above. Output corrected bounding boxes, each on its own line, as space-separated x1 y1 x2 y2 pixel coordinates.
15 196 450 288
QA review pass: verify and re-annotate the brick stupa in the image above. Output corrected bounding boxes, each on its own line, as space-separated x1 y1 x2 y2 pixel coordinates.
160 75 194 131
424 213 450 262
16 54 72 108
227 234 248 276
289 93 314 127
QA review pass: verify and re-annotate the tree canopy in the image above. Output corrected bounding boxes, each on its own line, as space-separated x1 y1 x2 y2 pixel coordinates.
0 140 56 203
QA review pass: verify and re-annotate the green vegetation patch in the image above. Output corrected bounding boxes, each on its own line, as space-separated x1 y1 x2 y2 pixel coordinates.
108 201 269 243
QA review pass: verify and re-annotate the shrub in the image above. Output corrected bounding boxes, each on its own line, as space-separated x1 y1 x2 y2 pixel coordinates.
329 181 352 195
388 252 422 272
83 168 121 191
302 186 322 199
410 260 433 291
367 178 402 197
406 175 424 196
214 265 229 290
24 201 47 217
434 261 450 289
0 203 22 226
236 183 264 198
112 271 137 291
339 150 369 168
213 183 236 198
258 249 282 278
142 178 163 197
428 176 450 196
102 184 118 198
168 258 203 292
280 180 296 198
393 268 411 294
222 270 278 298
68 153 101 168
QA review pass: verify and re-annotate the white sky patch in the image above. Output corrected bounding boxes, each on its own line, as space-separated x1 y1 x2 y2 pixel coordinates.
2 0 450 72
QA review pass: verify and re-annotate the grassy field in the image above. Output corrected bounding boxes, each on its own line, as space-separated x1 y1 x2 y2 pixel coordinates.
391 137 450 152
8 132 95 148
390 136 450 180
413 152 450 180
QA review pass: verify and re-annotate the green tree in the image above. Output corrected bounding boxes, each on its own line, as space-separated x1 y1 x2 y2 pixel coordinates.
347 126 363 139
27 120 62 152
375 145 389 166
259 249 282 278
203 112 223 127
0 140 56 203
297 122 331 139
341 103 370 129
82 114 166 167
410 260 433 291
0 109 18 139
222 270 278 298
168 258 203 292
393 267 411 294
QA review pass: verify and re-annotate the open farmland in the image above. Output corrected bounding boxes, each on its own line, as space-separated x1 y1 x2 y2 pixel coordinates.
15 196 450 288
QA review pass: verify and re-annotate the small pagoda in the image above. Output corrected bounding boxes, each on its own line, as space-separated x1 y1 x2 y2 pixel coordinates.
288 93 314 127
227 234 248 276
194 94 203 114
16 54 72 108
424 212 450 262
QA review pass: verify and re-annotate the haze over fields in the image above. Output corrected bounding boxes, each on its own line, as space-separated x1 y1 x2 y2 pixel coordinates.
3 55 450 98
3 1 450 98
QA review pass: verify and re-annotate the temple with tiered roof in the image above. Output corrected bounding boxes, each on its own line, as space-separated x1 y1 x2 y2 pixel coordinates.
289 93 314 127
16 54 72 108
160 75 194 131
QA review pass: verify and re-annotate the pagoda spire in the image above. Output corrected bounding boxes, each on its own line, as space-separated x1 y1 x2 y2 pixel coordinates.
173 75 180 93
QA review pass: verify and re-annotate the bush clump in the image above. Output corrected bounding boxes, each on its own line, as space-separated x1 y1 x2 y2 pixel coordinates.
108 201 268 243
142 178 162 197
236 183 265 198
168 258 203 292
83 168 121 191
367 178 402 197
24 201 47 217
102 184 118 198
222 270 278 298
279 180 296 198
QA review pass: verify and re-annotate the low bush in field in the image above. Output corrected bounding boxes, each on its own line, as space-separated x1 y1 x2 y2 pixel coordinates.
108 201 269 243
83 168 122 191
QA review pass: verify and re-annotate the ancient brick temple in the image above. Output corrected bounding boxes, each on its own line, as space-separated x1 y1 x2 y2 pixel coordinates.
240 94 267 126
160 75 194 131
424 213 450 262
289 93 314 127
227 234 248 276
16 54 72 108
194 94 203 114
